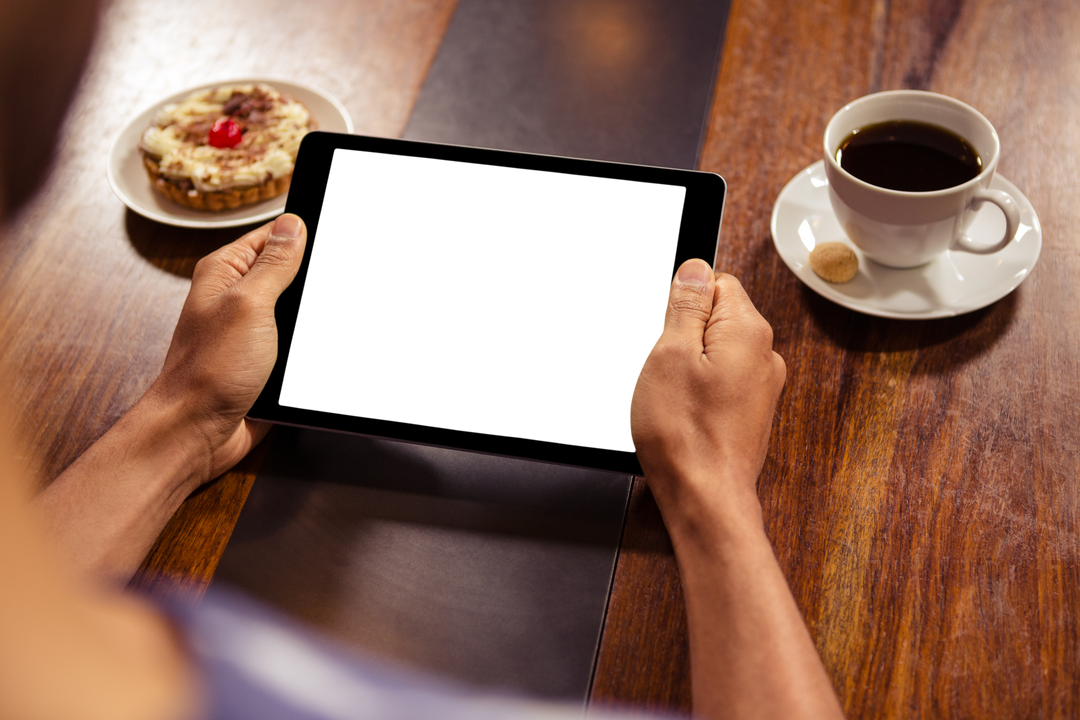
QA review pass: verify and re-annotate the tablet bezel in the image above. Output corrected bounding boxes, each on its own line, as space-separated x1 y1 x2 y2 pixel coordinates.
248 132 730 474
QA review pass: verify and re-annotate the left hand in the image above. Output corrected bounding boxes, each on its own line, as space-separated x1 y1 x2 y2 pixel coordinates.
148 213 307 484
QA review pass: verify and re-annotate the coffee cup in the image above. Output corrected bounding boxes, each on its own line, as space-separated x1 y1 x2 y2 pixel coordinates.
823 90 1020 268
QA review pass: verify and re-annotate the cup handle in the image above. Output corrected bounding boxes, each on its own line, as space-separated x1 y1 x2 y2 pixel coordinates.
951 188 1022 255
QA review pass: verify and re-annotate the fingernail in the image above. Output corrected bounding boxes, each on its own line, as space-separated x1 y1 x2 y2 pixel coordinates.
677 259 713 286
272 214 303 239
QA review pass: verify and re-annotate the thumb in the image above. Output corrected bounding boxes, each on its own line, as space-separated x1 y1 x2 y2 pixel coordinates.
243 213 307 299
662 259 716 350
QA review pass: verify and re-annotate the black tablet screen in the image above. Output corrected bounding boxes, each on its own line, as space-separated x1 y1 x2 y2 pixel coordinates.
252 133 725 473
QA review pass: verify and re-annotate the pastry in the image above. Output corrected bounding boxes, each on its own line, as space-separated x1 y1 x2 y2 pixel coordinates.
809 242 859 283
138 83 315 211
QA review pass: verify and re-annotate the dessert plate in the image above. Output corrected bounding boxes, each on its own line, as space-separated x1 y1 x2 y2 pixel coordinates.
771 161 1041 319
107 78 354 229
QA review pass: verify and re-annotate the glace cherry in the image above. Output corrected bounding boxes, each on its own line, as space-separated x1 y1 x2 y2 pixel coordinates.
208 117 243 148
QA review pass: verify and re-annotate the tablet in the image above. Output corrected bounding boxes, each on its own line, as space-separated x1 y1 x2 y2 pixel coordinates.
249 132 725 475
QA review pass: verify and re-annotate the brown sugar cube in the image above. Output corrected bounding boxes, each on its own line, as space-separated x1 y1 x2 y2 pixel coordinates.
809 242 859 283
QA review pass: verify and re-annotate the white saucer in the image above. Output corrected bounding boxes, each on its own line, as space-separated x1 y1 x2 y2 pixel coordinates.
107 78 354 229
770 160 1041 319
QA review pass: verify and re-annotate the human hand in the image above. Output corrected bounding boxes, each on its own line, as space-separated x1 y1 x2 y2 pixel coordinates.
34 216 306 581
630 259 786 532
148 214 307 485
629 262 846 720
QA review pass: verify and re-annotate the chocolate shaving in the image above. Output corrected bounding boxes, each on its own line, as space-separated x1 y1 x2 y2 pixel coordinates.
182 121 214 143
222 93 248 116
221 89 275 120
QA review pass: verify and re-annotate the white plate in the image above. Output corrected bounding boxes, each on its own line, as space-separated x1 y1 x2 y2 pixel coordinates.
770 161 1042 319
107 78 354 229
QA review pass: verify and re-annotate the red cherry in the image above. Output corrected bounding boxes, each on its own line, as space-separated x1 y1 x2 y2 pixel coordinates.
208 116 243 148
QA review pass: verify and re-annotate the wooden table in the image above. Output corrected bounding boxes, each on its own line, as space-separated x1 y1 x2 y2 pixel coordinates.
3 0 1077 717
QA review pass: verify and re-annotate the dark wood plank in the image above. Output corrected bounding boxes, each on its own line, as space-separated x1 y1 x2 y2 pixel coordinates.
0 0 459 596
215 428 631 702
403 0 730 168
595 0 1080 716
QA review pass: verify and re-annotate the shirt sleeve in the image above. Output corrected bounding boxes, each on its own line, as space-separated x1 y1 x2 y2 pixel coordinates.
161 585 667 720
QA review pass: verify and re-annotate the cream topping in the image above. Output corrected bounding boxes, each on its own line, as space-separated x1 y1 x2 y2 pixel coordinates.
139 83 313 192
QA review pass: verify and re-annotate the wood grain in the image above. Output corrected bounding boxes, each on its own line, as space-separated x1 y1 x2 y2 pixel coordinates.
594 0 1080 717
0 0 458 597
6 0 1078 716
127 441 269 602
590 476 692 715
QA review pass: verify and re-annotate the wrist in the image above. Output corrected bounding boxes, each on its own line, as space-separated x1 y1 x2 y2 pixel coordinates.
143 356 271 485
118 386 215 498
643 464 768 560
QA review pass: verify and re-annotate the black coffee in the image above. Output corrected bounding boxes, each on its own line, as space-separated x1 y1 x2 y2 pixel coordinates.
836 120 982 192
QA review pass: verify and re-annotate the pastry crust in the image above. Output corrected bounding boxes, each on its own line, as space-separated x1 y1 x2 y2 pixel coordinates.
142 155 292 211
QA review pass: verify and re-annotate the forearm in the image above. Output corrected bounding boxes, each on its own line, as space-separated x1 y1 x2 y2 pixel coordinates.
33 217 305 585
0 406 198 720
629 265 830 717
34 387 210 584
658 473 844 720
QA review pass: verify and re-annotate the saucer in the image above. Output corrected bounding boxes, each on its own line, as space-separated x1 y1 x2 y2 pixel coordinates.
770 161 1041 319
107 78 354 229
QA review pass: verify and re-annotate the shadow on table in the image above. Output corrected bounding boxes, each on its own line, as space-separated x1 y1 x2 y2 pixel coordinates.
124 209 264 278
799 280 1019 372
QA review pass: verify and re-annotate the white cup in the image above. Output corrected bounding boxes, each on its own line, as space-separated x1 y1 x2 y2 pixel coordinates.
823 90 1020 268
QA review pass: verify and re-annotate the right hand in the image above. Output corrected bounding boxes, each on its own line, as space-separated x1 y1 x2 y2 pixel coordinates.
630 259 786 531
